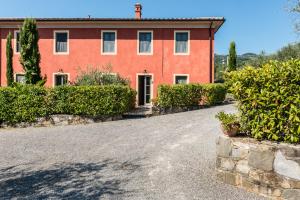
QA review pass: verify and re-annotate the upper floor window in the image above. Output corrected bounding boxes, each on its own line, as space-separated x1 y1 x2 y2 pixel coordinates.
14 30 20 53
54 31 69 54
101 31 117 55
54 73 69 86
174 74 189 84
138 31 153 55
174 31 190 55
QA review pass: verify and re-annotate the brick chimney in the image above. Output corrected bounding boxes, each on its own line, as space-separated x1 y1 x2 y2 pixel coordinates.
135 3 142 19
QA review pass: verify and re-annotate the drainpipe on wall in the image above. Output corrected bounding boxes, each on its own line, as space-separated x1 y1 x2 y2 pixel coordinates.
209 22 213 83
0 29 1 86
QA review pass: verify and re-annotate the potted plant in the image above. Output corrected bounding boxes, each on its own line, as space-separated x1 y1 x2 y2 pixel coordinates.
215 111 240 137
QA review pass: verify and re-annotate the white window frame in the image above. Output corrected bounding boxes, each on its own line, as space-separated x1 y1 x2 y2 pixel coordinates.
14 73 25 83
53 72 70 87
14 30 20 54
53 30 69 55
135 73 154 106
137 30 153 55
173 74 190 84
174 30 190 55
101 30 117 55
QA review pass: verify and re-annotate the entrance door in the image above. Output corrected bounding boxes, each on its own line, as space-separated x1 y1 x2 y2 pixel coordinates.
138 75 152 106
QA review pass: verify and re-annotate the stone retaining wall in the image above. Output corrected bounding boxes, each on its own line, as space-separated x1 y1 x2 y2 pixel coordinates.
216 135 300 200
0 115 123 129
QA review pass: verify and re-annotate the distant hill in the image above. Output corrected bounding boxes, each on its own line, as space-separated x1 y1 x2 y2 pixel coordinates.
215 53 259 68
214 53 259 82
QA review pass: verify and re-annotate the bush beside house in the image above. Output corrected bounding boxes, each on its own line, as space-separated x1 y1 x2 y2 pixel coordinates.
225 59 300 143
156 83 227 109
0 85 136 125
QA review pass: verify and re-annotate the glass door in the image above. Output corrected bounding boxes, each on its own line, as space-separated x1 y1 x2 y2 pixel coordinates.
144 76 151 105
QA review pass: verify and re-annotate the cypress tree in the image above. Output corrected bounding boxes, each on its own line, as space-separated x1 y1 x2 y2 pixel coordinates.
6 32 14 86
19 18 43 84
228 41 237 71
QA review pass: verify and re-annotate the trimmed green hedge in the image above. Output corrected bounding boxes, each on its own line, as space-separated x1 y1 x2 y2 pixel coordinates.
157 83 227 108
203 83 227 106
225 59 300 143
0 85 136 124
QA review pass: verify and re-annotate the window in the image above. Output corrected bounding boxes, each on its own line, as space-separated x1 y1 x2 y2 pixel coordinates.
54 73 69 86
174 31 190 55
14 31 20 53
138 31 153 55
174 74 189 84
15 74 25 84
54 31 69 54
101 31 117 54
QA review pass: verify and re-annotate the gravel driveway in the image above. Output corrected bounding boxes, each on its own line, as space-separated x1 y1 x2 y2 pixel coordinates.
0 104 265 200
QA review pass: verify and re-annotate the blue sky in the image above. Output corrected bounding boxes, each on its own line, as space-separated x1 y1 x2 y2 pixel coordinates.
0 0 298 55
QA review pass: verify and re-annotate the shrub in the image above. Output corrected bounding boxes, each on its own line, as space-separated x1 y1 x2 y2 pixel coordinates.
74 65 129 86
0 85 136 124
202 83 227 105
225 59 300 143
0 85 48 124
215 112 240 132
157 84 203 108
49 85 136 117
157 83 227 108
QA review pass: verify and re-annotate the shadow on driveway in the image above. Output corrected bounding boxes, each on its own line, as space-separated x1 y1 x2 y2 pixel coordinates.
0 159 142 199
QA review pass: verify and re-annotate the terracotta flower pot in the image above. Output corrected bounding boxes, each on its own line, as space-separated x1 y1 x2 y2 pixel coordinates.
221 123 239 137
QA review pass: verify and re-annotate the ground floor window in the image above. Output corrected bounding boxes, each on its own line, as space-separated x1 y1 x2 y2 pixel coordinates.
174 74 189 84
15 74 25 84
54 73 69 86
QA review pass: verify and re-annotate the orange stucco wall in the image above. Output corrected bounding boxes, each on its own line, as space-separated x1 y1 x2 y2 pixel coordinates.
0 27 214 97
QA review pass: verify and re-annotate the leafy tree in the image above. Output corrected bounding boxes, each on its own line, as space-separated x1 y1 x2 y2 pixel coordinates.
290 0 300 33
74 64 129 86
6 32 14 86
19 18 44 84
228 42 237 71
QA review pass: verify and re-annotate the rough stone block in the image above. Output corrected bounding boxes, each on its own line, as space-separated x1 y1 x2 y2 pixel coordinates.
249 146 275 171
249 170 261 182
217 170 238 186
220 158 235 171
282 189 300 200
232 142 250 160
274 150 300 181
216 135 232 157
236 160 250 175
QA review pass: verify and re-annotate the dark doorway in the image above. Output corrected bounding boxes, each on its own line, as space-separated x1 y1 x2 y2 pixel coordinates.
138 75 152 106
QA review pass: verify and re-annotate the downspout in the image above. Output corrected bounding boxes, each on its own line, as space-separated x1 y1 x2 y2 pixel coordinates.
0 29 1 86
209 22 213 83
161 29 164 78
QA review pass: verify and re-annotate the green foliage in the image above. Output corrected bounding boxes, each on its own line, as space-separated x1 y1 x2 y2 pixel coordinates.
225 59 300 143
0 85 48 124
0 85 136 124
215 111 239 131
157 83 227 108
19 18 44 84
48 85 136 116
75 65 129 86
6 32 14 87
157 84 203 108
202 83 227 106
228 41 237 71
290 0 300 33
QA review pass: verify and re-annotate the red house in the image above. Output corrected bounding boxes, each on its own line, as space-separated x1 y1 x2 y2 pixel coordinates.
0 4 224 106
